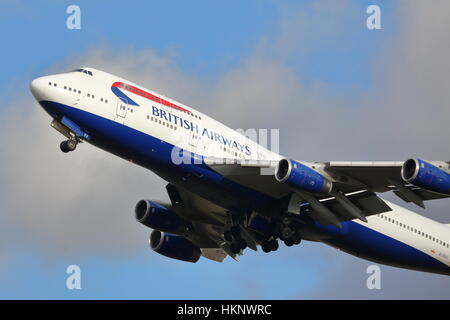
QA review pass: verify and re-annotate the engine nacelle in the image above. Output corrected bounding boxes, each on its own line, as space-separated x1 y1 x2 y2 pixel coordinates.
275 158 332 194
401 158 450 194
135 200 187 234
150 230 201 263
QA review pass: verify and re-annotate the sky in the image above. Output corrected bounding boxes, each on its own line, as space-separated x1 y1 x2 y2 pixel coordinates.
1 0 450 299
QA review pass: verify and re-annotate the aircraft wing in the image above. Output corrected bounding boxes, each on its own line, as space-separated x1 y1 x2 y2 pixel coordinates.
204 158 450 211
161 158 450 261
325 161 450 205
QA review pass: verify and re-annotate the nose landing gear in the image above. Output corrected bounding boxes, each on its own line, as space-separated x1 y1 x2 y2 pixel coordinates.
50 118 89 154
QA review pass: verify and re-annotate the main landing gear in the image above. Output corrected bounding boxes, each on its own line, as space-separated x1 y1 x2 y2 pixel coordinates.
261 238 279 253
278 214 302 247
224 213 303 255
260 214 302 254
224 226 248 254
60 138 78 153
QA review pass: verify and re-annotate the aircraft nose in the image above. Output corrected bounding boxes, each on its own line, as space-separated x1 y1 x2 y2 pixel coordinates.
30 76 55 102
30 76 46 101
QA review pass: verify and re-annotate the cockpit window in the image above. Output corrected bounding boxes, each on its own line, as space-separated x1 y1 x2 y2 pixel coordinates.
72 68 93 76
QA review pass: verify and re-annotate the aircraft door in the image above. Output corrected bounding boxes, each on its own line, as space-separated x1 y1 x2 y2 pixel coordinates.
116 97 128 120
189 130 199 148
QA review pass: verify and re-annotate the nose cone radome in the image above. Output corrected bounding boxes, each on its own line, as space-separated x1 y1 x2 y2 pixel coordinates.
30 76 50 102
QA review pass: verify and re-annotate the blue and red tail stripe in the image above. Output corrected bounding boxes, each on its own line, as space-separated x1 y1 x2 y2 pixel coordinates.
111 82 191 112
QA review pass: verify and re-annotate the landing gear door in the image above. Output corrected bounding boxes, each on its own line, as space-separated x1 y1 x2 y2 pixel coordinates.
116 97 128 119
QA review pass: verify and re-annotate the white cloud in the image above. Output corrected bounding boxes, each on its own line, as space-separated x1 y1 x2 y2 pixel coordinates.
0 96 167 258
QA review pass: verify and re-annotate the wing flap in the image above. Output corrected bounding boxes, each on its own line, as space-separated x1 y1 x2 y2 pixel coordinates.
327 161 404 192
200 248 228 263
393 186 450 203
326 161 450 203
205 158 292 198
301 191 392 223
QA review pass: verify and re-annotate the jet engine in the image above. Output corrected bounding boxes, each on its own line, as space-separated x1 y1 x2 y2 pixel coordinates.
135 200 188 234
401 158 450 194
275 158 332 194
149 230 201 263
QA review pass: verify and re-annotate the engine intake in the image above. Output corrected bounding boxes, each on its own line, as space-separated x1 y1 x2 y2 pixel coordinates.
135 200 187 234
150 230 201 263
275 158 332 194
401 158 450 195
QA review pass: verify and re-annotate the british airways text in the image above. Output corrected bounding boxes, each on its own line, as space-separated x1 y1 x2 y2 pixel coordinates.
152 106 251 155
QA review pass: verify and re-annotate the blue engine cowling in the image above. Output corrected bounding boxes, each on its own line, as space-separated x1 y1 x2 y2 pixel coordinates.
135 200 186 234
401 158 450 194
275 158 332 194
150 230 201 263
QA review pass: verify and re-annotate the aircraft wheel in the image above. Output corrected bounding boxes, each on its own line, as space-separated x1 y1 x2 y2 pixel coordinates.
237 238 247 250
230 226 240 237
270 239 279 251
60 139 77 153
261 242 271 253
230 242 241 254
224 230 233 242
292 233 302 245
60 141 70 153
281 215 292 226
280 227 295 240
284 239 294 247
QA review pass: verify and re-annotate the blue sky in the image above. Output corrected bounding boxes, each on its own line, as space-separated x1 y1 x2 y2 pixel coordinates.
1 0 393 101
3 0 450 299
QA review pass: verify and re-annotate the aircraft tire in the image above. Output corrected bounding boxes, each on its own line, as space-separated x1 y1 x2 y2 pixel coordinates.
230 242 241 254
261 242 271 253
60 141 70 153
270 240 279 251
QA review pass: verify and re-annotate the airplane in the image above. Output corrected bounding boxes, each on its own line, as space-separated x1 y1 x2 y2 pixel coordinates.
30 67 450 276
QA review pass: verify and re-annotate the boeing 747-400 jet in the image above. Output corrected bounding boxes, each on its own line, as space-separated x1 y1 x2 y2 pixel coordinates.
30 67 450 275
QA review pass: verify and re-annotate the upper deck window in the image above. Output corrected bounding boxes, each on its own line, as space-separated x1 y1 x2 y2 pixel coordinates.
72 68 93 76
